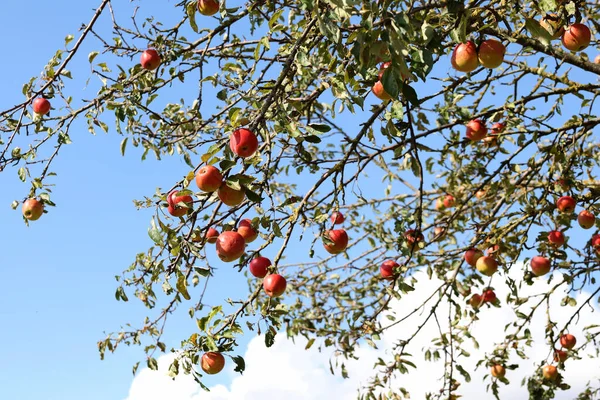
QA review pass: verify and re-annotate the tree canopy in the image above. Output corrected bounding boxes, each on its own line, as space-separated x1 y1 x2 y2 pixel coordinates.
5 0 600 398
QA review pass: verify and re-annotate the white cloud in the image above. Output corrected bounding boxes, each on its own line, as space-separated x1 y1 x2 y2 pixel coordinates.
124 263 600 400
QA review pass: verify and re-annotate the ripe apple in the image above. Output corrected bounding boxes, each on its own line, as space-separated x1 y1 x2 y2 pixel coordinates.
595 55 600 64
476 256 498 276
542 365 558 381
218 184 245 207
230 128 258 158
197 0 219 16
475 189 487 199
490 364 505 378
464 248 483 266
547 230 565 247
249 256 271 278
556 196 576 213
559 334 576 350
263 273 287 297
484 122 505 145
323 229 349 254
478 39 505 69
578 210 595 229
482 289 497 303
562 23 591 52
451 41 479 73
195 165 223 192
32 98 51 115
201 352 225 374
237 218 258 243
380 260 399 280
372 80 392 100
486 243 502 256
468 293 482 308
22 198 44 221
466 119 487 141
530 256 551 277
140 49 161 71
490 122 505 134
443 194 455 208
433 226 445 237
215 231 246 262
167 190 193 217
206 227 219 243
553 349 568 362
540 13 565 39
330 211 345 225
555 178 571 192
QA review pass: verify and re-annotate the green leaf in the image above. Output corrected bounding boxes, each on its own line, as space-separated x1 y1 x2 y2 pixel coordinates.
18 167 26 182
402 84 420 107
120 137 128 156
381 69 400 100
232 355 246 373
88 51 99 63
450 15 467 44
186 1 199 33
525 18 553 46
304 135 322 143
538 0 557 12
177 274 191 301
148 219 163 245
307 123 331 132
147 357 158 371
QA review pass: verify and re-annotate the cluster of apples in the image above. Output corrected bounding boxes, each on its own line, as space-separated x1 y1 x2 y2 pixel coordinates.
464 119 506 143
379 228 425 279
322 212 349 254
451 38 506 73
540 14 591 52
490 333 576 382
165 126 258 219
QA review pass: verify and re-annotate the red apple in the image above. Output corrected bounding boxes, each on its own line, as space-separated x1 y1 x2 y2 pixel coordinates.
249 256 271 278
32 98 51 115
433 226 445 237
530 256 551 277
195 165 223 192
237 218 258 243
559 334 576 350
451 41 479 73
475 189 487 199
206 227 219 243
562 23 591 52
468 293 483 308
490 122 505 134
540 13 564 40
578 210 595 229
197 0 219 16
542 365 558 380
405 229 424 244
263 273 287 297
592 234 600 251
323 229 349 254
372 80 392 100
380 260 399 280
218 184 245 207
476 256 498 276
140 49 161 71
556 196 575 213
230 128 258 158
547 230 565 247
22 198 44 221
167 190 193 217
201 352 225 374
330 211 345 225
595 55 600 64
466 119 487 141
464 248 483 266
490 364 506 378
443 194 455 208
482 289 497 303
215 231 246 262
478 39 505 69
554 349 568 362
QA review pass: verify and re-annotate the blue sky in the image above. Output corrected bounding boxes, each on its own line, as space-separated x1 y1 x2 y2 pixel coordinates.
1 2 599 400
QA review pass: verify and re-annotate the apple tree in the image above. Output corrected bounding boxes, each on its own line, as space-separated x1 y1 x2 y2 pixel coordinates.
3 0 600 398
